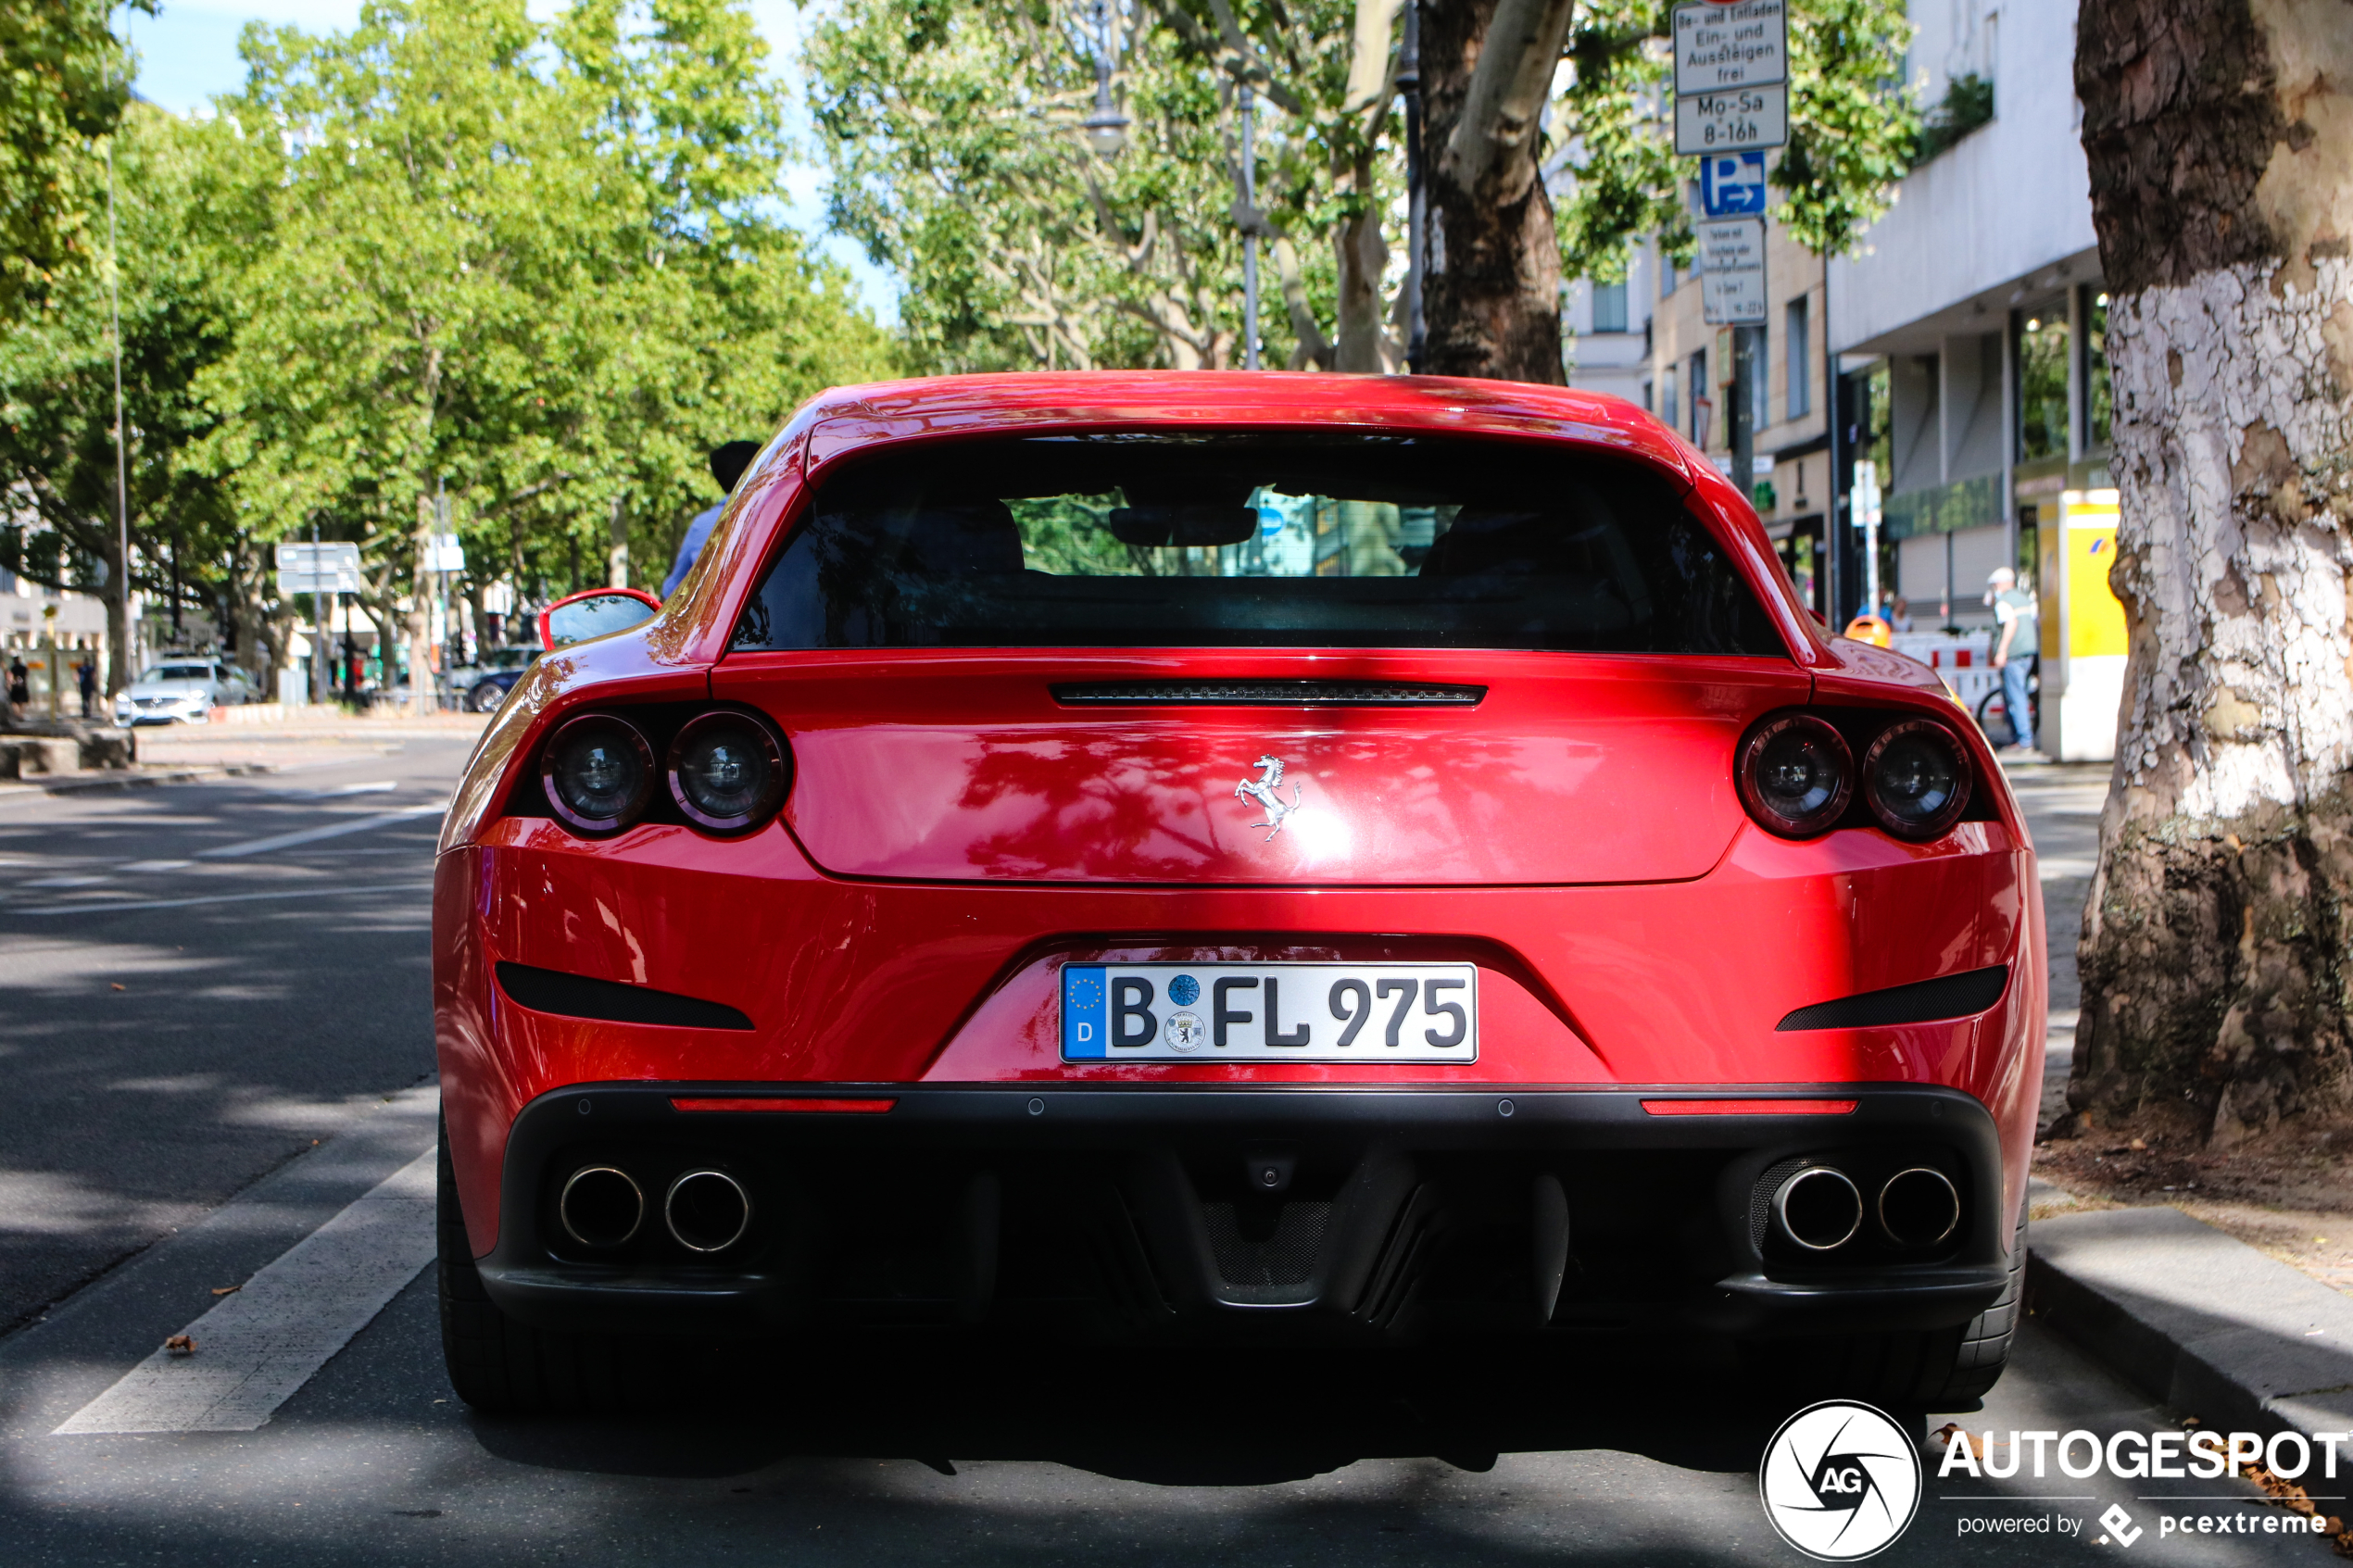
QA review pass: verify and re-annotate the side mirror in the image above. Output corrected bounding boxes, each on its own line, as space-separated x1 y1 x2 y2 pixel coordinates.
539 587 661 650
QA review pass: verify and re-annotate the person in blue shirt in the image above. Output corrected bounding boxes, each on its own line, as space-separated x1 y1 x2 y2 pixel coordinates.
661 441 762 598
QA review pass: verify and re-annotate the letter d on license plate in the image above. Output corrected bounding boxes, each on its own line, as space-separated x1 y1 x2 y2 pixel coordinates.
1061 962 1478 1062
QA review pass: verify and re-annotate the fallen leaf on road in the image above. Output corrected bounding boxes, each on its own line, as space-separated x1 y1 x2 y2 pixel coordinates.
1931 1424 1984 1458
2129 1137 2147 1151
164 1335 195 1356
109 984 125 992
210 1286 241 1297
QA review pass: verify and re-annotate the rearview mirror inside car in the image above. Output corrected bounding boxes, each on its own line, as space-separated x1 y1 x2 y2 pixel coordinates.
1107 505 1259 548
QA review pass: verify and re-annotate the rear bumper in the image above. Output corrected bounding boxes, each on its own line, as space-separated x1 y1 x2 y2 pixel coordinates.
473 1082 2011 1344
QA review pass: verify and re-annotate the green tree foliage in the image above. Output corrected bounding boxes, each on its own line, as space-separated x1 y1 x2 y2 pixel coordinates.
0 0 145 313
200 0 891 635
812 0 1916 375
0 102 238 690
807 0 1405 374
0 0 888 698
1543 0 1918 282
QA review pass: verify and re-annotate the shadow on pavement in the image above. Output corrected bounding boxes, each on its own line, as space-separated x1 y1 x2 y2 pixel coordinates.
467 1337 1785 1486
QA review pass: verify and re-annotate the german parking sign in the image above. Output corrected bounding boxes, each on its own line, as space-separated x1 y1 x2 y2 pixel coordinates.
1701 151 1768 217
1698 218 1768 325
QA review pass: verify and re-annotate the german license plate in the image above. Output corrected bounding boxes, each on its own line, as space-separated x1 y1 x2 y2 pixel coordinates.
1060 962 1478 1062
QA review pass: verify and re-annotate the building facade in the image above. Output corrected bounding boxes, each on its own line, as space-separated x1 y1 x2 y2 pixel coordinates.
1828 0 2119 756
1645 219 1832 616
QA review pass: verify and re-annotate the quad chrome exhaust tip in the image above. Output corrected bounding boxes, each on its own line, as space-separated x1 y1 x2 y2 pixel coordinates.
559 1166 646 1248
664 1169 752 1253
1878 1166 1961 1248
1773 1166 1863 1252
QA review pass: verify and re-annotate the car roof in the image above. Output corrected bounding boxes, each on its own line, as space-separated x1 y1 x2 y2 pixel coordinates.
790 372 1694 483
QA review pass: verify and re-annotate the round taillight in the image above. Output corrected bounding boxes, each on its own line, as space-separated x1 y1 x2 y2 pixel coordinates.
1862 719 1972 840
540 713 656 833
666 711 788 833
1736 712 1853 837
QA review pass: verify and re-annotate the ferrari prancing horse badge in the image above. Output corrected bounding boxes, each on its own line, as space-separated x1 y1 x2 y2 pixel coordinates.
1234 754 1302 840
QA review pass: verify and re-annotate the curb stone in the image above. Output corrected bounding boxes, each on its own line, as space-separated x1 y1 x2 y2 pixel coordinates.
0 762 282 797
2026 1200 2353 1442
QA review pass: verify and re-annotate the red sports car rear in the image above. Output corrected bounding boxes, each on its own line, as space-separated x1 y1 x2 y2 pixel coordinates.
432 373 2044 1414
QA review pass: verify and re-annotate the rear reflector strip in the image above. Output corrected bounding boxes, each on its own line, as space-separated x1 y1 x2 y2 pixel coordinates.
1052 680 1487 707
1640 1098 1858 1116
1775 965 2008 1032
670 1098 897 1114
497 961 754 1031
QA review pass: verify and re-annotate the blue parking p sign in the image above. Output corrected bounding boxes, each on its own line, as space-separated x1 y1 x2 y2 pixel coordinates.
1701 151 1768 217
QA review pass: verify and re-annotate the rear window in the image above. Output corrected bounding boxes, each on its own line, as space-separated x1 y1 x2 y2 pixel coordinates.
731 433 1784 654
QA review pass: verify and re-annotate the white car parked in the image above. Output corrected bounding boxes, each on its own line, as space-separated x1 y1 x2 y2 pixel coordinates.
114 659 257 726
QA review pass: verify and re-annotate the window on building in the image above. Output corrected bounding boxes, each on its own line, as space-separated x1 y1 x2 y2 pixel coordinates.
2084 288 2112 450
2016 297 2070 462
1661 367 1679 431
1785 297 1811 419
1660 252 1676 297
1592 279 1628 333
1748 325 1769 434
1688 348 1709 445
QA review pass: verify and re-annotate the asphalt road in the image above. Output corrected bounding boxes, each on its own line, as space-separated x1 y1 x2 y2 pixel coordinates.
0 736 467 1332
0 750 2321 1566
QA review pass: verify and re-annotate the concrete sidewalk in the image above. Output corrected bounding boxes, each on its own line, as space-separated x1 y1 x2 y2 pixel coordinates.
2028 1193 2353 1436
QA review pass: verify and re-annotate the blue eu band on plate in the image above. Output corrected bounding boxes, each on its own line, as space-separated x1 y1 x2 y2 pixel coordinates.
1061 962 1478 1062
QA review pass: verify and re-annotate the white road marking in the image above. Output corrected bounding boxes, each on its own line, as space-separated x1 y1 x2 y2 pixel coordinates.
117 859 194 873
6 881 433 917
301 780 398 798
54 1148 437 1435
18 874 109 889
197 801 446 859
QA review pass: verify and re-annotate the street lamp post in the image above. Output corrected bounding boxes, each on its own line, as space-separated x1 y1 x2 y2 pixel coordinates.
106 129 130 700
1082 0 1128 157
1239 82 1259 370
1400 0 1425 372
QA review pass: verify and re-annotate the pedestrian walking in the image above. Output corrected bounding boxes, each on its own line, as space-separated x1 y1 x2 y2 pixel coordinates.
1986 568 2040 752
6 653 28 720
75 656 96 719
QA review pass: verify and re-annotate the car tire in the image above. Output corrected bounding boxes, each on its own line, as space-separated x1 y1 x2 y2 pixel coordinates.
437 1117 640 1416
1936 1207 2028 1403
468 683 504 714
1746 1208 2026 1408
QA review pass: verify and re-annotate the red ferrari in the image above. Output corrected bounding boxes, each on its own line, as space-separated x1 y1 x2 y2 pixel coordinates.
433 373 2044 1413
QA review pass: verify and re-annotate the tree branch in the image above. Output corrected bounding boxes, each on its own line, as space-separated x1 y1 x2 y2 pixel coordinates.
1439 0 1576 201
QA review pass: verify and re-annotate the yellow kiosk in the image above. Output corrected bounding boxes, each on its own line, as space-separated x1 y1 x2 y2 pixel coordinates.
2032 489 2128 761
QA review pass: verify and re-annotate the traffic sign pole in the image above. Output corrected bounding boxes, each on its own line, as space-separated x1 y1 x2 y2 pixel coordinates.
1673 0 1787 524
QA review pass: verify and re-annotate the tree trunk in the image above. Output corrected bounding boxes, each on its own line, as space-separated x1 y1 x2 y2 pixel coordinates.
2069 0 2353 1144
1419 0 1571 383
1333 151 1391 372
103 522 129 699
409 494 434 718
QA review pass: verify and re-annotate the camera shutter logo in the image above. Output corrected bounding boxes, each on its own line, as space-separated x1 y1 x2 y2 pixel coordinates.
1758 1400 1921 1560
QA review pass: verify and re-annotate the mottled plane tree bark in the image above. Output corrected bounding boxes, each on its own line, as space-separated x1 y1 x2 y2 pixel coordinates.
1420 0 1577 383
2069 0 2353 1144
